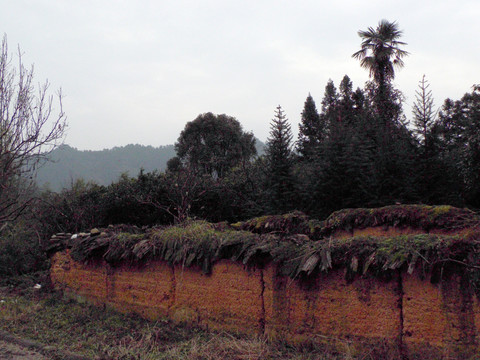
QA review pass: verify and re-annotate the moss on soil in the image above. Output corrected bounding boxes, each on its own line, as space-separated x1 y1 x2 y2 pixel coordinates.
52 205 480 288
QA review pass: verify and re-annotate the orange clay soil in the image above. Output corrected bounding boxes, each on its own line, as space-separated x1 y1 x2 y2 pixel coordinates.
172 260 265 334
263 264 401 346
107 260 175 320
50 248 480 358
402 268 479 359
50 250 108 305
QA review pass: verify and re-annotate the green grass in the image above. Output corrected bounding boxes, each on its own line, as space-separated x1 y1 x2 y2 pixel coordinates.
0 278 348 360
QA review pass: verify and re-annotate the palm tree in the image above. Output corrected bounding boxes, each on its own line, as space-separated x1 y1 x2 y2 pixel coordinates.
352 19 408 88
353 20 408 126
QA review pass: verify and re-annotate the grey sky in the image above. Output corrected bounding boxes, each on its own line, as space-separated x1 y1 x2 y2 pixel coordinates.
2 0 479 150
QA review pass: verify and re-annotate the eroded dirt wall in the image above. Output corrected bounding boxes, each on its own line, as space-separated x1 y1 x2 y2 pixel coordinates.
172 260 265 334
50 250 108 305
50 250 480 359
402 269 479 359
107 261 175 320
264 265 401 353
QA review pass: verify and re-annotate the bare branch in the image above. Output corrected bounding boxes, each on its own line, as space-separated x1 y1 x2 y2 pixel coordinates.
0 34 67 223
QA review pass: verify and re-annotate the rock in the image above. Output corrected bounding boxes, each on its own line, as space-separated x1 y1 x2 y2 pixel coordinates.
90 228 100 236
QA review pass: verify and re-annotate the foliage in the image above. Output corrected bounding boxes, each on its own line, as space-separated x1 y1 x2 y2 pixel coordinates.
34 179 107 235
60 205 480 284
410 75 457 205
297 77 378 218
436 85 480 207
412 75 437 147
352 19 409 153
297 94 324 159
264 106 296 214
175 112 257 179
8 22 480 283
232 211 322 238
0 221 47 276
352 19 408 88
321 204 479 235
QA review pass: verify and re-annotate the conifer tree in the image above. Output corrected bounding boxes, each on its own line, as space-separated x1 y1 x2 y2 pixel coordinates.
413 75 436 150
437 85 480 206
264 105 295 214
321 80 339 118
297 94 323 159
338 75 355 120
411 75 443 203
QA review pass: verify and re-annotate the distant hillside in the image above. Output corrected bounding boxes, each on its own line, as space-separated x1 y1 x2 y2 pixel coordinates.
35 144 176 191
36 140 266 191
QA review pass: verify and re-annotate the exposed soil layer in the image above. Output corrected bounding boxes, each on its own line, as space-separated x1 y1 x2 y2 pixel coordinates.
49 205 480 359
50 250 480 359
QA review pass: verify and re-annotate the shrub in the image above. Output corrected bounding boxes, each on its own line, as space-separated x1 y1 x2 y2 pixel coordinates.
0 221 47 276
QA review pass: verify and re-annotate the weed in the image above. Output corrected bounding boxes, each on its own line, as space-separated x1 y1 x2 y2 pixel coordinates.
0 287 391 359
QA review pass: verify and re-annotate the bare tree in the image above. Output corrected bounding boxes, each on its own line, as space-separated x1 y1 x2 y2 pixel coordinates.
136 167 207 224
0 35 66 224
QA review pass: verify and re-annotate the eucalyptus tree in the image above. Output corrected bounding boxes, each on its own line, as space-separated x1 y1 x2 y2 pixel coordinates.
175 113 256 179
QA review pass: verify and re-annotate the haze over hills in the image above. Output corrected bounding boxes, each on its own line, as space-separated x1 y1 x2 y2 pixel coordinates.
36 140 266 191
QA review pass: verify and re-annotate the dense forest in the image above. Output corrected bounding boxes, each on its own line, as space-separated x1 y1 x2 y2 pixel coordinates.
1 20 479 276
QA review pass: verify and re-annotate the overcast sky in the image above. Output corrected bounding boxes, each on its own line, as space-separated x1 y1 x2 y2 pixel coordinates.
1 0 479 150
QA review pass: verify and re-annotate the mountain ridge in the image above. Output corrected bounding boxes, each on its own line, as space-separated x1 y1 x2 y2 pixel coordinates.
36 140 265 191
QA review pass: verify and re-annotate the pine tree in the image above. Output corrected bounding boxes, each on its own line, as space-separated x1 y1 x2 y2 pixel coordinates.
321 80 339 117
297 94 323 159
413 75 436 150
264 105 295 214
338 75 355 121
411 75 442 203
298 78 376 217
436 85 480 207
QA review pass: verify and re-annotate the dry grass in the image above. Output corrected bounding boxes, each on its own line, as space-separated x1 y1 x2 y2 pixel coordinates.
0 277 346 360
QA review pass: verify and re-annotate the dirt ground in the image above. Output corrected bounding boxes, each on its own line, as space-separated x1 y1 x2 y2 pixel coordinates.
0 339 47 360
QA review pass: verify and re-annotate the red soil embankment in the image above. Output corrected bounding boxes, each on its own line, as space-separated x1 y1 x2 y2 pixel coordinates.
50 213 480 359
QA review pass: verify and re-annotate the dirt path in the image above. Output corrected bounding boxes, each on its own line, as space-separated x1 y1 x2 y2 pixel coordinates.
0 339 47 360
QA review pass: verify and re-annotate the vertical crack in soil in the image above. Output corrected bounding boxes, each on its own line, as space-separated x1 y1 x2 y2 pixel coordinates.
259 269 266 334
397 270 407 359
